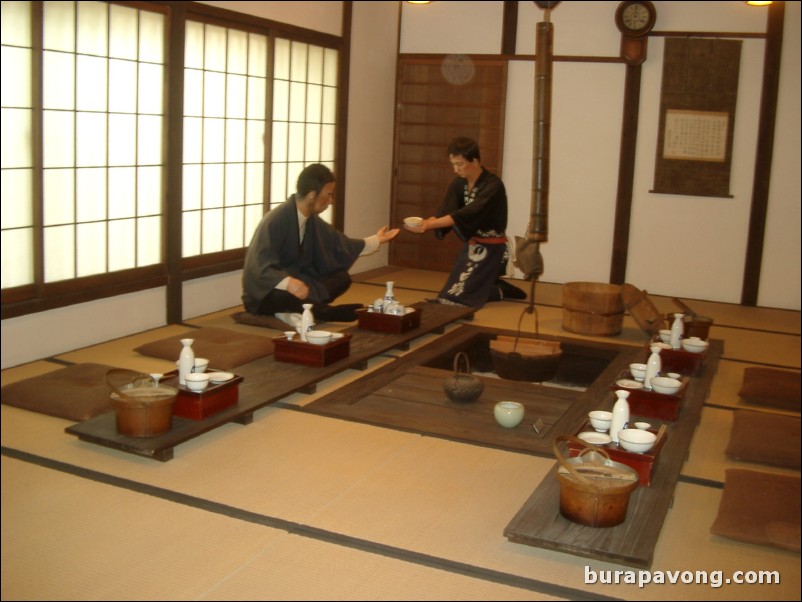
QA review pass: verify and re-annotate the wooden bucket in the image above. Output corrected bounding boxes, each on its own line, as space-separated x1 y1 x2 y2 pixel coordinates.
489 336 562 382
554 435 639 528
562 282 624 336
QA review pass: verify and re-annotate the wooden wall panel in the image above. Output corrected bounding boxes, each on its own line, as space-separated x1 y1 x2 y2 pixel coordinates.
390 57 507 272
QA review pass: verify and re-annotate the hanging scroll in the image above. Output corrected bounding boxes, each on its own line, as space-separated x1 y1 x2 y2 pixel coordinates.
652 38 742 198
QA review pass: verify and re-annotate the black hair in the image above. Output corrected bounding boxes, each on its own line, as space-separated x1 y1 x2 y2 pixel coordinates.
297 163 335 197
447 137 480 162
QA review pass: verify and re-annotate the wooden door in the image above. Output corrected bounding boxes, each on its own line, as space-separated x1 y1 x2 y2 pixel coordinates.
390 57 507 272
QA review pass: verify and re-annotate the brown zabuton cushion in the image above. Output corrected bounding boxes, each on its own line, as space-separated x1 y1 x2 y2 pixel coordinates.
231 311 292 330
738 367 800 412
711 468 801 552
725 410 801 469
134 327 274 370
1 362 118 422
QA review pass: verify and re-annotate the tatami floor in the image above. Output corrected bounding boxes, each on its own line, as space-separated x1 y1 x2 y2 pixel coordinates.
2 267 800 601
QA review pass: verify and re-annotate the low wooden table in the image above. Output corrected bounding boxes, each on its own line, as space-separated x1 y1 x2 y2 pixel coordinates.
299 325 722 568
504 339 723 568
65 303 476 461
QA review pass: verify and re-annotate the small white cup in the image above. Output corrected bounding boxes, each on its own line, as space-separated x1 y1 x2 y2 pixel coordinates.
192 357 209 373
494 401 525 428
185 372 210 391
284 331 295 341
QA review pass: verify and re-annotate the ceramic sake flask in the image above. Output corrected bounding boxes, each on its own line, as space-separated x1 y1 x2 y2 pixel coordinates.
443 352 484 403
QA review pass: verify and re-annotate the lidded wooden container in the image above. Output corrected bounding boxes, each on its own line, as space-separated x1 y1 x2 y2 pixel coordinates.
562 282 624 336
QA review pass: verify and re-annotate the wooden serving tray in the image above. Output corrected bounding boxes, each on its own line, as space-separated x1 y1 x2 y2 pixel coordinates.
568 421 668 487
162 370 243 420
273 333 351 367
648 345 707 376
611 371 689 421
356 307 422 334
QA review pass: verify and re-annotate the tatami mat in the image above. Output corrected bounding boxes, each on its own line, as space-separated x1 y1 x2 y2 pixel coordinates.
3 268 800 601
0 360 65 388
53 324 199 375
683 406 801 483
706 360 800 415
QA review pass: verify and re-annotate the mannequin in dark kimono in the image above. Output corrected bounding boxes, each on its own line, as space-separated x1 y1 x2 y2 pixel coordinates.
404 137 525 307
243 163 399 323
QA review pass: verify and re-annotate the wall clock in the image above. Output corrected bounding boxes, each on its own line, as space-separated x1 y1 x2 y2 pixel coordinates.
615 1 657 65
615 1 657 37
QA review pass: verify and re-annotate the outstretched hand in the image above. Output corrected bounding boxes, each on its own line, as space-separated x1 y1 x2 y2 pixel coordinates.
376 225 401 243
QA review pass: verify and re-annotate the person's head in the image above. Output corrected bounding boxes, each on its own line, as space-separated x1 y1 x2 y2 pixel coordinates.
296 163 336 215
447 137 482 180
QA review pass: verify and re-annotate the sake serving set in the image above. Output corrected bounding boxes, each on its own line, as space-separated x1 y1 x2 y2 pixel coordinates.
357 281 422 334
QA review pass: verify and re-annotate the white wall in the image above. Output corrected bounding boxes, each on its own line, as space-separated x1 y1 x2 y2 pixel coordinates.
758 0 801 310
344 2 401 274
198 1 342 36
1 288 166 368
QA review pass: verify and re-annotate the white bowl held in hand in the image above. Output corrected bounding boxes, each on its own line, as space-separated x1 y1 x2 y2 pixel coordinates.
494 401 524 428
403 216 423 228
681 337 709 353
617 428 657 453
305 330 332 345
650 376 682 395
185 372 210 392
588 410 613 432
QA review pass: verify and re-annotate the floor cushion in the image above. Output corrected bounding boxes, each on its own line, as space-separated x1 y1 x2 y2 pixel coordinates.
1 362 118 422
133 327 274 370
725 410 801 469
738 367 800 412
231 311 292 330
711 468 801 552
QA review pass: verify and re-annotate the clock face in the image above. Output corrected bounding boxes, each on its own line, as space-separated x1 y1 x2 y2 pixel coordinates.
623 4 650 30
616 1 656 37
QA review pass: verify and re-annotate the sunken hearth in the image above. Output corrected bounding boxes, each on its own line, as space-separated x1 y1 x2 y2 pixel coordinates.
300 325 644 457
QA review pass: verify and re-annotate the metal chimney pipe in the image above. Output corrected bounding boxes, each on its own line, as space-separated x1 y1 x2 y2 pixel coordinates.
528 20 552 244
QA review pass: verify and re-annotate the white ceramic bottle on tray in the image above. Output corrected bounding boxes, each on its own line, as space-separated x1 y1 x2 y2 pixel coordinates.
299 303 314 342
178 338 195 385
670 313 684 349
644 344 662 390
610 389 630 443
383 281 396 310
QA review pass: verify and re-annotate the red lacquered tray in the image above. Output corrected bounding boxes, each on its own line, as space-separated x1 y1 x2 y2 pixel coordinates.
273 333 351 367
568 421 668 487
611 371 689 421
356 308 421 334
647 345 707 376
162 369 242 420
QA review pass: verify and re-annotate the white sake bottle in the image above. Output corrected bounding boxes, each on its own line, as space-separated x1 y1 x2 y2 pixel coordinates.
299 303 314 342
178 338 195 385
670 313 684 349
644 344 662 390
610 389 631 443
383 281 396 312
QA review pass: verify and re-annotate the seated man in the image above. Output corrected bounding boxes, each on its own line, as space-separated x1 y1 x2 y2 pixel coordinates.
242 163 399 324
